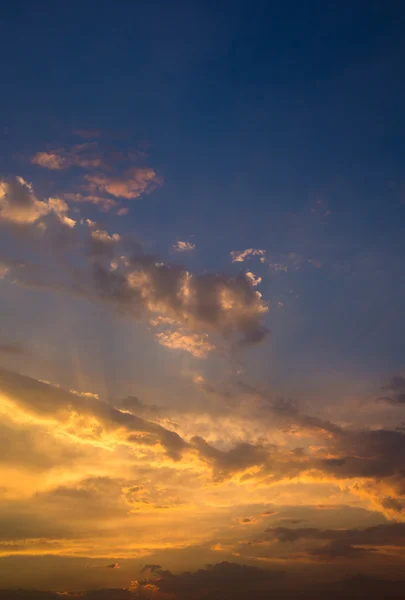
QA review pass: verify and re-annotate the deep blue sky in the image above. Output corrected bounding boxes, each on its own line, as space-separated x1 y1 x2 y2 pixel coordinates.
1 0 405 384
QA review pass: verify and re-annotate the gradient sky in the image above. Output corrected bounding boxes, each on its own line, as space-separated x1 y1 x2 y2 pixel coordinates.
1 2 405 599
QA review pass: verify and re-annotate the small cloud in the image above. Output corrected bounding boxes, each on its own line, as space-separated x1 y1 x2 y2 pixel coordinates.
156 330 215 358
91 230 121 243
0 263 9 279
245 271 262 286
268 262 288 273
32 152 66 170
172 240 195 252
309 258 322 268
230 248 266 263
85 167 161 200
64 192 118 212
116 207 129 216
379 375 405 405
73 128 102 139
32 143 103 170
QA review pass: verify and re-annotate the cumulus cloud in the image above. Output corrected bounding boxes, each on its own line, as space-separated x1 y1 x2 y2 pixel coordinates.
90 259 269 351
230 248 266 263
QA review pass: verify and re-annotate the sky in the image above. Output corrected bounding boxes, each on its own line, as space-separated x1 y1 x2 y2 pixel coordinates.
1 1 405 598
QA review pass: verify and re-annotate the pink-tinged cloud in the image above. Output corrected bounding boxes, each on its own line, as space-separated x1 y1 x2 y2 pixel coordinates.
85 167 161 199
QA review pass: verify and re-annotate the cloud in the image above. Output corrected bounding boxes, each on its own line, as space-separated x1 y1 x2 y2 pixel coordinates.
89 229 121 258
309 539 373 560
191 436 271 480
139 561 285 597
91 260 269 351
379 375 405 405
309 257 322 268
0 342 26 356
0 177 75 228
1 217 269 355
264 522 405 547
1 574 405 600
155 330 216 358
0 263 9 279
64 193 118 212
245 271 262 286
230 248 266 263
32 143 103 170
115 396 161 418
84 167 160 199
0 367 188 460
31 152 67 170
173 240 196 252
141 564 163 573
73 128 102 139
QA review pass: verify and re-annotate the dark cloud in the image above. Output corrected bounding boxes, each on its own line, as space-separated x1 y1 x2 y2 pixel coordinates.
190 436 272 480
141 561 285 597
140 564 162 573
236 381 341 436
115 396 161 418
90 258 269 349
309 539 374 560
265 522 405 547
